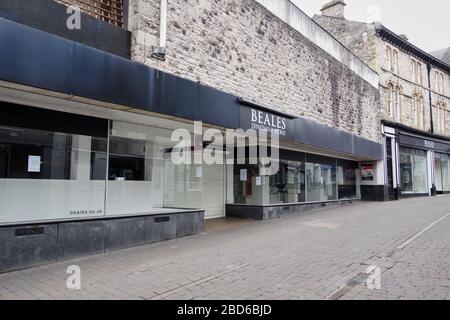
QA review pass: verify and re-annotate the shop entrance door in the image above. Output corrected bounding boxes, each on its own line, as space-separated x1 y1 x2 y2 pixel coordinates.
386 138 396 200
435 155 443 193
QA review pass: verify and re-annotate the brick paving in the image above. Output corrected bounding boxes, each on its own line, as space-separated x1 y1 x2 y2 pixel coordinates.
0 196 449 300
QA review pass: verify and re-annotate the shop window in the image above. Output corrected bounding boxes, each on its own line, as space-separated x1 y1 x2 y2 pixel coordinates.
437 154 450 192
106 121 203 215
232 163 266 206
269 160 305 205
305 154 337 202
399 147 428 194
436 154 450 192
337 160 361 200
228 152 356 206
0 125 107 224
108 137 147 181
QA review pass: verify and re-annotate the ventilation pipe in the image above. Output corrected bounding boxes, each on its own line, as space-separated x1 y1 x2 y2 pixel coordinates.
151 0 167 60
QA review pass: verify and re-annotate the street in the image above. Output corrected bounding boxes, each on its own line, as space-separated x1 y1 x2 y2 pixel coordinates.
0 196 449 300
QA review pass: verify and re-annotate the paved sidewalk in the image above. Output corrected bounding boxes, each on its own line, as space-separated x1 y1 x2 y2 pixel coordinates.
0 196 449 300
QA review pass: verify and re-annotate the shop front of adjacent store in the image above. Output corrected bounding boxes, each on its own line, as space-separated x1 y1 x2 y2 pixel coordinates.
383 122 450 199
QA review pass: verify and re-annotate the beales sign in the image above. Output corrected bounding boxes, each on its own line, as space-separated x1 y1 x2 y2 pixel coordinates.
240 107 295 138
251 109 287 135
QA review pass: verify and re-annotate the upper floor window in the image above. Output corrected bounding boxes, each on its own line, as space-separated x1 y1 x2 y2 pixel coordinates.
387 85 402 121
387 85 394 117
413 95 425 129
385 46 399 74
437 104 447 134
394 89 401 121
411 59 423 85
434 71 445 94
385 47 392 71
392 50 399 74
54 0 124 27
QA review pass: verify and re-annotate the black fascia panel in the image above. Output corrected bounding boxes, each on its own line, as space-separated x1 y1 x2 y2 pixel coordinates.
0 17 74 94
72 42 152 110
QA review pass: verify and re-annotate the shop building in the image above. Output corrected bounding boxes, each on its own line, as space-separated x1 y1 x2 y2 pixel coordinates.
315 0 450 200
0 0 382 272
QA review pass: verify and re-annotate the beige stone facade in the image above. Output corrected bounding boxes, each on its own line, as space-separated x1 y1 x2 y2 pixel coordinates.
126 0 381 143
314 14 450 137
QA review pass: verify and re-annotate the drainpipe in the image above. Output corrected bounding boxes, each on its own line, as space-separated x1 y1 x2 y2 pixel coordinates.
151 0 167 60
426 63 437 196
427 63 434 134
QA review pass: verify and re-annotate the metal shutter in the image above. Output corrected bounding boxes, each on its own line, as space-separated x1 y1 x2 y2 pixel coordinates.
202 162 225 219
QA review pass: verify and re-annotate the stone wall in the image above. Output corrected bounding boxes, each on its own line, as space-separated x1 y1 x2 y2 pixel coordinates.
313 15 379 72
127 0 381 143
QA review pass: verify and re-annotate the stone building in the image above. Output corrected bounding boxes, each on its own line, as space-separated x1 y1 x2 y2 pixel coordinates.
0 0 381 271
315 0 450 200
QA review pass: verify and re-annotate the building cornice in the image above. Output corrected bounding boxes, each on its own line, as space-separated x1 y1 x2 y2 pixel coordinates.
375 24 450 74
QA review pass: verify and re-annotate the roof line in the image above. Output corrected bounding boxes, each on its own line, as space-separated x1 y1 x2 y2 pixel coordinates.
375 23 450 73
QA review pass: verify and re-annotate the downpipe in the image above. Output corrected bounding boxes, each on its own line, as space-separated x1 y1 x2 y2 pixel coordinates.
152 0 167 60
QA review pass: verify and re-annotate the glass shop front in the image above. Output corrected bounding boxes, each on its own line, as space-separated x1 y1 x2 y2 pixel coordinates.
0 108 203 225
399 147 428 195
228 150 361 206
435 153 450 193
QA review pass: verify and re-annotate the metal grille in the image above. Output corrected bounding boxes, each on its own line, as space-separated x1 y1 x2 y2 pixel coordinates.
55 0 124 27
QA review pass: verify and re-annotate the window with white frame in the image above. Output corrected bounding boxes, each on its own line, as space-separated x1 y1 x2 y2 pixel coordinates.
411 59 423 85
419 98 425 129
394 89 401 121
439 105 446 134
434 71 445 94
385 46 392 71
417 62 422 85
434 71 439 91
413 95 418 127
387 85 394 117
385 46 399 73
392 50 399 74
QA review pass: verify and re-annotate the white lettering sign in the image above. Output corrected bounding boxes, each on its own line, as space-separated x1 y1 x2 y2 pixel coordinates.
251 109 288 136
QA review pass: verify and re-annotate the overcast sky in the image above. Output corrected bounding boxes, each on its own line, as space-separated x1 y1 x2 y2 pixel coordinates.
291 0 449 52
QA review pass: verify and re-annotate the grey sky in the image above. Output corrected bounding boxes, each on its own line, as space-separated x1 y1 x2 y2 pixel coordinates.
291 0 449 52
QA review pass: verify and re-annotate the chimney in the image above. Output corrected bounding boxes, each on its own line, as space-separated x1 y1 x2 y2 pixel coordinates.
321 0 346 19
399 34 409 42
